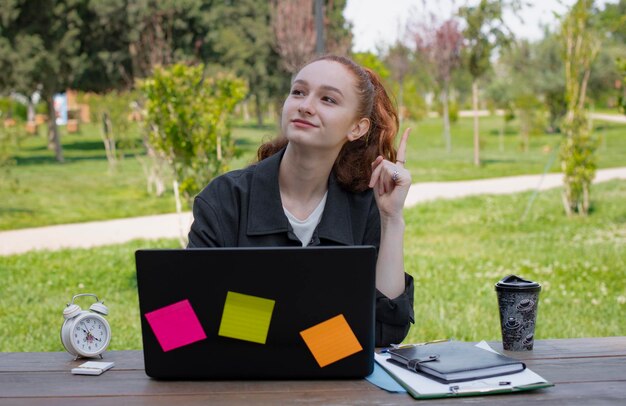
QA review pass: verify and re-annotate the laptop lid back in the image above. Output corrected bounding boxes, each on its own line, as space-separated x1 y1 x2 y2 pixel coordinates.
135 246 376 379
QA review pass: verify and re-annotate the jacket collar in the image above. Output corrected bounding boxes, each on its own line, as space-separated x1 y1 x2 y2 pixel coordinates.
247 148 355 245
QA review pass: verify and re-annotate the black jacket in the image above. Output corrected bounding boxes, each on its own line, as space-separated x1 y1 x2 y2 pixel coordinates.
188 149 414 346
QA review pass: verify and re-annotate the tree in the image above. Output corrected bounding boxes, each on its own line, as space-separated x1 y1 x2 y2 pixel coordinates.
495 40 548 151
271 0 317 73
353 52 390 81
0 0 92 163
559 0 601 216
201 0 285 126
458 0 516 166
271 0 352 73
0 123 21 191
140 64 247 243
324 0 352 56
414 18 463 152
533 32 567 132
385 42 413 126
78 91 140 172
619 58 626 115
72 0 133 92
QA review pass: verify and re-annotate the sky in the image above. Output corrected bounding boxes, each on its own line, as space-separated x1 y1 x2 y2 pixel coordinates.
344 0 617 53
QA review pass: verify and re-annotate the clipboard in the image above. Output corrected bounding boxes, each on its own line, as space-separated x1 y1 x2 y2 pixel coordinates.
374 341 554 400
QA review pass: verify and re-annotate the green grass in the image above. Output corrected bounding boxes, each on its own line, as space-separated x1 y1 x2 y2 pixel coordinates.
1 116 624 230
403 116 626 181
1 180 624 351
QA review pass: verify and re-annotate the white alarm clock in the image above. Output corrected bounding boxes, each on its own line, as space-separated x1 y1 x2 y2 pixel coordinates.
61 293 111 359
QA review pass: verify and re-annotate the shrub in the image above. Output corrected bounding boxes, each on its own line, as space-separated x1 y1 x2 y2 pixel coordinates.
140 63 248 212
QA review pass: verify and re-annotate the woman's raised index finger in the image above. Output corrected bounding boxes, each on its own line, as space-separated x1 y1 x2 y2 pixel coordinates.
396 128 411 167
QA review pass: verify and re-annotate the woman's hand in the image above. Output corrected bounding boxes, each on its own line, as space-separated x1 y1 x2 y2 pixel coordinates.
368 128 412 220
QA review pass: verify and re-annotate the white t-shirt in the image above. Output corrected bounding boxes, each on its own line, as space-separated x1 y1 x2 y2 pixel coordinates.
283 192 328 246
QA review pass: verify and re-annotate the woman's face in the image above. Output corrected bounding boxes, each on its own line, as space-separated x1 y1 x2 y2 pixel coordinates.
281 60 369 152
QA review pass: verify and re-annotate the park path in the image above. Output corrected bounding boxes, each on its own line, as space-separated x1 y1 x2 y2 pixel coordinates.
590 113 626 124
436 110 626 124
1 167 626 256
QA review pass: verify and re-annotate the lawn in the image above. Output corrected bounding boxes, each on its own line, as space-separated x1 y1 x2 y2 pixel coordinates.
1 116 624 231
1 180 624 351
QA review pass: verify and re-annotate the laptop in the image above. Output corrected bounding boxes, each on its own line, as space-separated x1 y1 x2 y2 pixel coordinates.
135 246 376 379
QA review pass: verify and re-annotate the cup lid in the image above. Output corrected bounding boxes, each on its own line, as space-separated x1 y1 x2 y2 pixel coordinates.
495 274 541 291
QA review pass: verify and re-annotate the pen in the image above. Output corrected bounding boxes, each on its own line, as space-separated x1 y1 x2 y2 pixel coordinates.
381 338 450 353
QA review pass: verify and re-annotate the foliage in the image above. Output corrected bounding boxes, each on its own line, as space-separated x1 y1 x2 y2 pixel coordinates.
0 97 27 122
2 116 624 231
270 0 351 73
323 0 353 56
619 58 626 115
2 180 625 351
271 0 316 73
391 78 428 122
491 40 548 150
515 94 547 151
458 0 516 165
353 52 390 81
201 0 287 126
0 123 21 191
77 91 141 171
559 0 601 216
384 42 415 124
414 18 464 152
435 99 459 123
532 33 567 132
140 63 247 210
0 0 92 162
73 0 207 91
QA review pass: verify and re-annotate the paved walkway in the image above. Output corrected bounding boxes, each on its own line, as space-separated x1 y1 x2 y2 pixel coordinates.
432 110 626 124
1 167 626 256
590 113 626 124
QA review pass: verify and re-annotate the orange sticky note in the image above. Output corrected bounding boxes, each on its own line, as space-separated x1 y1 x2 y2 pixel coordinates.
299 314 363 368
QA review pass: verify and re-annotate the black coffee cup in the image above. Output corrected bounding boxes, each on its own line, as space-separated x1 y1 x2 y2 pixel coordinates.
495 275 541 351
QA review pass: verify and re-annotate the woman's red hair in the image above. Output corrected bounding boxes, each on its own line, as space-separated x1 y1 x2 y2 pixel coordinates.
257 55 399 193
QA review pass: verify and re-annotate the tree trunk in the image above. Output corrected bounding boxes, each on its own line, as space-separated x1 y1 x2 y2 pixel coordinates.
499 119 504 152
46 93 64 163
255 94 264 127
472 80 480 166
173 179 187 248
242 100 250 122
441 83 451 153
314 0 325 55
398 81 404 129
27 102 35 123
101 112 117 170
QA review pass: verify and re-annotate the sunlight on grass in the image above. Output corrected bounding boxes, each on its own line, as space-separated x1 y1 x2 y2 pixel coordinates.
1 181 624 351
1 116 624 230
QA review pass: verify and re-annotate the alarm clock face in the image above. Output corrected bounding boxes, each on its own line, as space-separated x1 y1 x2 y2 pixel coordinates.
70 314 111 357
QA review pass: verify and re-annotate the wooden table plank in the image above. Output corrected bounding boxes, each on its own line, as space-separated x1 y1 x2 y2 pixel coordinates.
488 336 626 360
0 351 143 372
1 337 624 405
2 381 626 406
1 356 624 399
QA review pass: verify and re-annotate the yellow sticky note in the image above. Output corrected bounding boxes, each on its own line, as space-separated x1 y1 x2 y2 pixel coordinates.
299 314 363 368
218 291 275 344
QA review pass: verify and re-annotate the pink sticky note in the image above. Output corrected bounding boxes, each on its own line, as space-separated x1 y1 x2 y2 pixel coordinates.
144 299 207 352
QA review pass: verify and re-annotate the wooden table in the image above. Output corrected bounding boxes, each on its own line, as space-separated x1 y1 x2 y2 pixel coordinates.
1 337 624 405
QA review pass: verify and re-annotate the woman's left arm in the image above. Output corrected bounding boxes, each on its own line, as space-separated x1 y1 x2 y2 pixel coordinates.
368 128 412 299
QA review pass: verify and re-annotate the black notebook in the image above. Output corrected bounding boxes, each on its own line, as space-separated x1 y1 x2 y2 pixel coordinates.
388 341 526 383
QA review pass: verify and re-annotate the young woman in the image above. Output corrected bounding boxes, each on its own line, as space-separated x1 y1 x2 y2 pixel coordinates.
188 55 414 346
